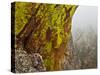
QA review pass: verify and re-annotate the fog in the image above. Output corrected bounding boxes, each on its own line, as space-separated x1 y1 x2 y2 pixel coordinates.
71 6 97 68
72 6 98 42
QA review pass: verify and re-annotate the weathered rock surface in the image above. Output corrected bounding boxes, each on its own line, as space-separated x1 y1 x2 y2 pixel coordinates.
15 47 46 73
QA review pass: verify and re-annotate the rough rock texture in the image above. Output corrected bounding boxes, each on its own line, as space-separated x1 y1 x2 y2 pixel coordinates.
15 46 46 73
63 35 81 70
15 35 80 73
12 2 78 72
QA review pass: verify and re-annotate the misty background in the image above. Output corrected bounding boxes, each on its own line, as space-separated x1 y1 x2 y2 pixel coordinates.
71 6 98 68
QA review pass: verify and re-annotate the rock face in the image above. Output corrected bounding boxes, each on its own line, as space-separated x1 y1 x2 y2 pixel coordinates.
12 2 78 72
63 35 81 70
31 53 46 71
15 47 46 73
14 36 80 73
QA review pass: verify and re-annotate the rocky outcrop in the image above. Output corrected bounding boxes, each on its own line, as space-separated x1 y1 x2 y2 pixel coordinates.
12 2 78 72
15 47 46 73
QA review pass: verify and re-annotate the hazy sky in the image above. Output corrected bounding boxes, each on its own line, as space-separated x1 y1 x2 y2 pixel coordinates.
72 6 98 38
